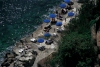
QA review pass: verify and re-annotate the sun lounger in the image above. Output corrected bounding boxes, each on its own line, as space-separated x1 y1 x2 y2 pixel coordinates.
19 48 24 53
65 6 73 10
57 29 63 33
38 46 45 51
61 9 68 14
68 1 74 5
30 38 37 43
51 21 57 25
43 25 52 32
45 39 53 45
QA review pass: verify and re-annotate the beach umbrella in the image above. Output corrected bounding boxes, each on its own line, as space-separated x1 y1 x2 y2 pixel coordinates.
44 32 51 37
56 22 62 26
49 14 56 18
44 19 50 23
68 12 74 16
43 19 50 25
64 0 71 3
37 38 44 43
60 4 66 8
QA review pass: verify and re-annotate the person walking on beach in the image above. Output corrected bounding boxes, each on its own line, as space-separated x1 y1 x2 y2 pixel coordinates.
41 25 42 29
32 33 33 37
25 39 27 43
56 10 58 14
42 32 43 34
20 39 24 45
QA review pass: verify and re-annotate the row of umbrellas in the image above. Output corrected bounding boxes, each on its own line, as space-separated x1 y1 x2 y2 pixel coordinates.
44 11 74 23
44 20 62 26
37 32 51 43
37 0 73 44
37 22 62 43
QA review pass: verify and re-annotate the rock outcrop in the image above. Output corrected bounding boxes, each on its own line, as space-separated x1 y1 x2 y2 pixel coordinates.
1 53 15 67
37 52 57 67
13 51 37 67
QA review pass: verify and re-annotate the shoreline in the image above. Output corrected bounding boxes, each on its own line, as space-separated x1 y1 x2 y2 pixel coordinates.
0 0 82 67
0 0 63 53
0 6 58 64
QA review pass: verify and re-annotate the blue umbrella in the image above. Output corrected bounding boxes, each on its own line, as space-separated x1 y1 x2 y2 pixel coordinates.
44 33 51 37
56 22 62 26
68 12 74 16
37 38 44 43
43 19 50 23
49 14 56 18
64 0 71 3
60 4 66 8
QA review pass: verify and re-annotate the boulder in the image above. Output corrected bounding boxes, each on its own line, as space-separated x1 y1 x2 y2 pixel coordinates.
23 56 36 67
14 51 37 67
1 53 15 67
5 53 15 58
14 61 24 67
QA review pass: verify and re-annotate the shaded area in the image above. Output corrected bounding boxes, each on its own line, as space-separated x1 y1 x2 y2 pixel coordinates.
49 0 100 67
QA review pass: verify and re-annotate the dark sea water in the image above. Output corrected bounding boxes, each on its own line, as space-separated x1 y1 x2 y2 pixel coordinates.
0 0 62 64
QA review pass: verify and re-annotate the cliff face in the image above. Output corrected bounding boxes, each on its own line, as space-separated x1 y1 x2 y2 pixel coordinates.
91 17 100 46
91 23 96 42
91 18 100 67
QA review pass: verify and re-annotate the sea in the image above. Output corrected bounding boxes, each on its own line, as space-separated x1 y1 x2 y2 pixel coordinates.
0 0 62 64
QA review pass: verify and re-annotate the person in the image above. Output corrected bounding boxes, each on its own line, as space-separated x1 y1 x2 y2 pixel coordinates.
32 33 33 37
64 25 66 28
41 25 42 28
65 18 66 22
59 15 63 20
25 39 27 43
54 28 55 32
55 10 58 14
52 18 55 21
20 39 24 45
66 5 72 10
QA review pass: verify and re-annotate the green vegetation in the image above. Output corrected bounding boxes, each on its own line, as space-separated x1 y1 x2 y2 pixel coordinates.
50 0 100 67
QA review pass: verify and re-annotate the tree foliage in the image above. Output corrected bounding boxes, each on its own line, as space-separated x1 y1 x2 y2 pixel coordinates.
49 0 100 67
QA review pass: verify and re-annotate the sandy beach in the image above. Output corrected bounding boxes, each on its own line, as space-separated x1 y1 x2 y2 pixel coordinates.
0 0 82 67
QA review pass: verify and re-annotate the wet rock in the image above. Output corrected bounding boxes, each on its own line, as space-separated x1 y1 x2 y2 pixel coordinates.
5 53 15 58
1 53 15 67
14 51 37 67
14 61 24 67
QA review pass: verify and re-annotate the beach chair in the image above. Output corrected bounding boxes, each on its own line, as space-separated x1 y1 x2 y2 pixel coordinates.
38 46 45 51
68 1 74 5
51 21 57 25
45 39 53 45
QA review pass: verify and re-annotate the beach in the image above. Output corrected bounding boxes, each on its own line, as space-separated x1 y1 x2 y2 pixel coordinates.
0 0 82 67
